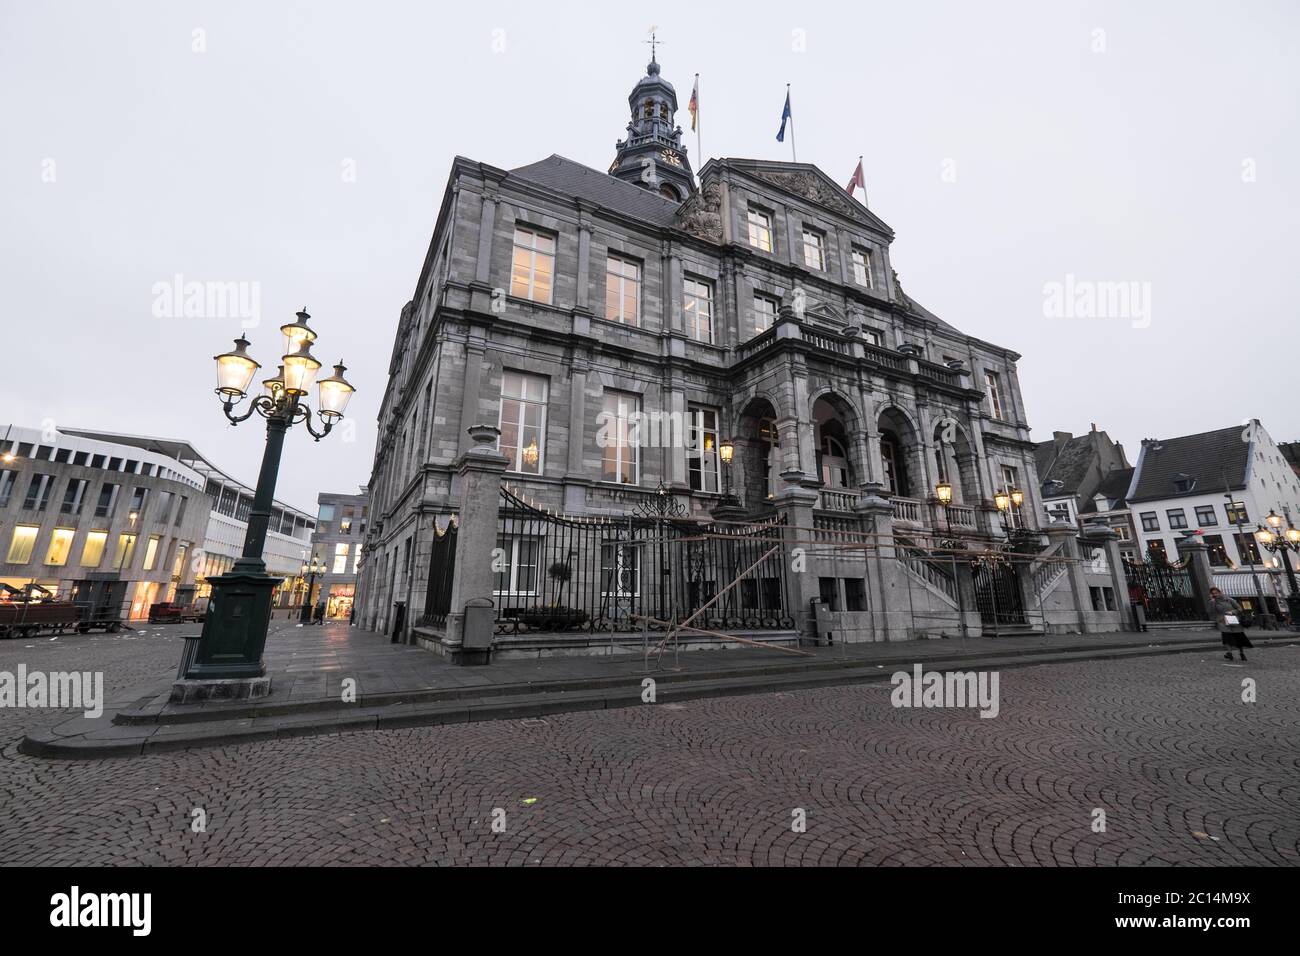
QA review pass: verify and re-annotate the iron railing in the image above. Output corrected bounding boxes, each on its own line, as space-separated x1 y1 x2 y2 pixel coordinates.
494 488 793 634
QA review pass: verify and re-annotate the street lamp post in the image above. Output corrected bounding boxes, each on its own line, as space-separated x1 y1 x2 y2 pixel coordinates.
993 486 1028 545
1255 509 1300 627
300 556 326 623
178 310 355 685
1225 493 1272 627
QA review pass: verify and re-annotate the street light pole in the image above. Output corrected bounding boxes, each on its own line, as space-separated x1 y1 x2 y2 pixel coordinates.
1255 508 1300 627
300 557 324 623
177 311 355 688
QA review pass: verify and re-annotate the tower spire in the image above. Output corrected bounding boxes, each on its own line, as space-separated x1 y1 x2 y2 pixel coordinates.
609 40 696 202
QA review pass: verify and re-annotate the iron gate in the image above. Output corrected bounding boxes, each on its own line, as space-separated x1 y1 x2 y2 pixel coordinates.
972 558 1026 627
1121 555 1205 622
417 518 457 629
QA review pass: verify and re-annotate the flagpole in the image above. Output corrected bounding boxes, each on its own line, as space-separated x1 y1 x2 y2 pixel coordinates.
858 154 865 205
695 73 702 172
787 83 797 163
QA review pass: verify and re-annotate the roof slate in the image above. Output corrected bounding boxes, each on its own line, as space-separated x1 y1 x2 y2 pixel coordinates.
509 154 683 227
1128 425 1250 503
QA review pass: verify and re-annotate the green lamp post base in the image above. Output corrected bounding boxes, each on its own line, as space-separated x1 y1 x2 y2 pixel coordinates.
183 568 283 680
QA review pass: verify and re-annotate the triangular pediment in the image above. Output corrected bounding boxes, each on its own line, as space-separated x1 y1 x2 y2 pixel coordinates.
721 159 894 237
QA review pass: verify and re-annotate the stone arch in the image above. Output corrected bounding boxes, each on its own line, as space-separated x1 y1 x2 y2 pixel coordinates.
930 414 979 505
876 403 922 498
735 396 783 506
809 389 862 490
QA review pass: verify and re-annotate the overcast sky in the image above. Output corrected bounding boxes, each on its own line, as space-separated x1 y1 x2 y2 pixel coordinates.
2 0 1296 511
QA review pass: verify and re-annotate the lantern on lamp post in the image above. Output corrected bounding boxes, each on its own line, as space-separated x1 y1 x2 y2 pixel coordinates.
178 310 355 688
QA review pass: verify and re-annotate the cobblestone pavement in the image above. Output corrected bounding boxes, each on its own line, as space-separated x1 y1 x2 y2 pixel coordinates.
0 629 1297 865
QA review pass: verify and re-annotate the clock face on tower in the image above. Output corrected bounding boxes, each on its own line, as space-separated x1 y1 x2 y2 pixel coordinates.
659 148 683 168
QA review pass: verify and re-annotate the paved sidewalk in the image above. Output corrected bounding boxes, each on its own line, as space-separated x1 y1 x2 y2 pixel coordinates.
19 620 1297 758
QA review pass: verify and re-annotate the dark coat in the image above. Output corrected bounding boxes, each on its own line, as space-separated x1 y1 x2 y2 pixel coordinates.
1210 596 1253 648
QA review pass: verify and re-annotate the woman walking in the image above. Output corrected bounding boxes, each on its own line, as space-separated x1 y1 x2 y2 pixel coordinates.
1209 587 1253 662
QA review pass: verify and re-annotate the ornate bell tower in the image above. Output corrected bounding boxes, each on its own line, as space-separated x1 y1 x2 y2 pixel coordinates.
609 42 695 202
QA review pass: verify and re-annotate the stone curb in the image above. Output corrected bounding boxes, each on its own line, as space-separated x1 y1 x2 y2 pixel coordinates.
18 634 1296 759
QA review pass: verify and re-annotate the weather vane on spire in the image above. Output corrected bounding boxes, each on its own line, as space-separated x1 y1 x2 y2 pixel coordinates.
643 28 663 63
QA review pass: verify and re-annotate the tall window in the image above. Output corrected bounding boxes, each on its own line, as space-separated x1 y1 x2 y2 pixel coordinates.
1204 534 1230 567
93 486 118 515
753 293 779 336
0 469 15 508
6 525 39 564
600 391 640 485
851 248 873 287
747 207 773 252
174 495 188 526
128 486 149 516
80 531 108 568
683 276 714 343
801 229 825 270
155 490 174 524
113 533 138 570
333 543 350 574
498 371 548 475
1233 533 1262 565
605 254 640 325
44 529 75 566
863 329 883 348
687 406 721 493
821 436 851 488
493 535 540 595
510 226 556 303
142 535 162 571
984 370 1006 419
60 478 88 516
22 473 57 511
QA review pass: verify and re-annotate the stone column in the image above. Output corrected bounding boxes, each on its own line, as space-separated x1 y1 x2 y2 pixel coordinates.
1177 537 1216 618
772 472 821 644
454 339 487 459
1046 523 1091 633
443 425 509 651
855 489 909 641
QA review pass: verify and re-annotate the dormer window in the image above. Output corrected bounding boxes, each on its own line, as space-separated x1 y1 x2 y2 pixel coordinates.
1172 473 1196 494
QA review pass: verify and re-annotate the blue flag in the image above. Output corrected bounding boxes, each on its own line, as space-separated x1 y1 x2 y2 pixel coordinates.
776 90 791 142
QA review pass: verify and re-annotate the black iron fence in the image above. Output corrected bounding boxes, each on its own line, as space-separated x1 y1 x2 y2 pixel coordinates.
417 518 457 629
1122 554 1206 622
494 488 792 634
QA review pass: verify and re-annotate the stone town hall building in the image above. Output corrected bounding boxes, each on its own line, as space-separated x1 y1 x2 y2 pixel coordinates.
356 56 1128 652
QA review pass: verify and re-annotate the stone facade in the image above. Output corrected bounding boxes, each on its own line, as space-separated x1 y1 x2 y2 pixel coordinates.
356 59 1106 644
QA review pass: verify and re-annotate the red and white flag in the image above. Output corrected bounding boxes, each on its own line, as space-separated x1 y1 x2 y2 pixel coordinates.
846 158 865 197
688 76 699 131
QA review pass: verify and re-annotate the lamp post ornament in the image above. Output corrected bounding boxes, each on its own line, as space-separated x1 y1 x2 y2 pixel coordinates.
179 309 355 684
